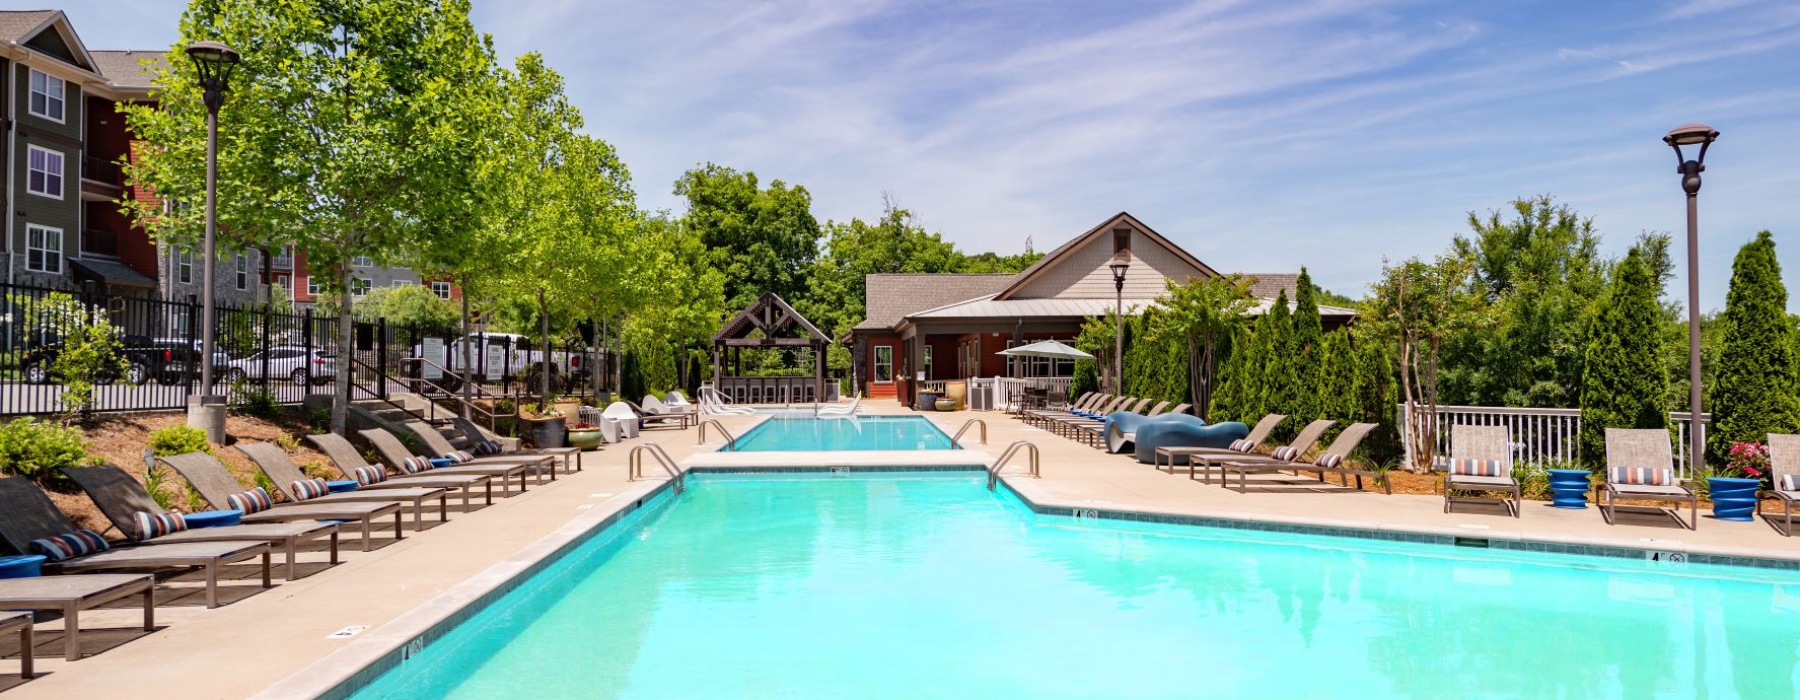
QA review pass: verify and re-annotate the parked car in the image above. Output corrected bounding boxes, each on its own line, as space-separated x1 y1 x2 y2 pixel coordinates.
152 337 231 375
221 346 337 385
19 335 187 385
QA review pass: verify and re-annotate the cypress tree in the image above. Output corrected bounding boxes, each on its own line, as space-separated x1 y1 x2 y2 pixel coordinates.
1316 331 1355 423
1577 249 1669 465
1291 269 1324 421
1261 289 1295 437
1210 326 1246 421
1351 329 1400 466
1710 231 1800 456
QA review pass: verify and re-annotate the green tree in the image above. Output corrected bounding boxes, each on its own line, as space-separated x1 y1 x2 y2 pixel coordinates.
1441 196 1606 407
1366 255 1481 469
11 293 125 423
355 284 460 330
1709 231 1800 458
1351 327 1401 465
1257 289 1295 434
1289 269 1323 421
1148 275 1254 419
675 164 820 309
1209 325 1249 421
802 200 963 336
123 0 495 434
1577 248 1669 465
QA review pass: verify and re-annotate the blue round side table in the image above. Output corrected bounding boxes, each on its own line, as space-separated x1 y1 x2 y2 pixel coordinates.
185 509 243 529
1547 469 1592 509
0 554 46 579
326 480 359 494
1707 477 1760 522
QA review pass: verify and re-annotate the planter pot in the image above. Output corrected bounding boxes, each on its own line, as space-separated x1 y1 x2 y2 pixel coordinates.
0 554 45 579
525 417 567 449
567 428 604 451
1707 477 1760 522
1547 469 1591 509
935 398 957 411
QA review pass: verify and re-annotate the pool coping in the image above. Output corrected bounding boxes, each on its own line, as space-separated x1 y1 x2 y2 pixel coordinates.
257 464 1800 698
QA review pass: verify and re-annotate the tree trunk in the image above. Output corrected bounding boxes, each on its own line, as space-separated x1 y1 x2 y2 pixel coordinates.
330 263 353 435
538 287 551 405
459 285 472 419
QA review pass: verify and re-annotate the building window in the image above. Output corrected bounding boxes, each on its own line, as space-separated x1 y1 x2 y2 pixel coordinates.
26 146 63 199
352 278 372 296
28 69 65 122
25 225 62 274
234 254 249 290
431 281 452 300
177 251 194 284
392 280 409 287
351 255 374 267
873 346 893 383
306 275 322 297
923 347 932 380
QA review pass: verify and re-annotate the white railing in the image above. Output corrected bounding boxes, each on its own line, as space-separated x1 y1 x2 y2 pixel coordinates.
1399 404 1709 477
992 377 1074 412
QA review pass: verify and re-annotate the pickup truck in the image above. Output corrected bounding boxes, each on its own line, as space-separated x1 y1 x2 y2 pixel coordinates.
17 335 204 385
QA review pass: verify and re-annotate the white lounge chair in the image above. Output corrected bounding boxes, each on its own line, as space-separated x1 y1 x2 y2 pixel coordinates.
701 387 755 415
817 393 862 416
600 402 642 441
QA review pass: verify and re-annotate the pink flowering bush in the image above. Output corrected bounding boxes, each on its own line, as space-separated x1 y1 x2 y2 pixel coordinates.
1724 441 1769 481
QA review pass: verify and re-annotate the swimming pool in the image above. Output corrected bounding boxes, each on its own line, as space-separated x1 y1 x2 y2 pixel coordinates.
724 415 958 451
348 474 1800 699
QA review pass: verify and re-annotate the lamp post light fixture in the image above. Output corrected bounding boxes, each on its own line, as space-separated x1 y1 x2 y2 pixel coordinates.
1108 250 1132 395
1664 122 1718 475
184 40 240 443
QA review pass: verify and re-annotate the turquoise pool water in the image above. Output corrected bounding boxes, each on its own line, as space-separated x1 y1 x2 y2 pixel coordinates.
724 415 957 451
350 475 1800 699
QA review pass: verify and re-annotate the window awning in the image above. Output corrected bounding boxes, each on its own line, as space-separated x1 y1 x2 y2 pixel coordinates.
69 258 157 289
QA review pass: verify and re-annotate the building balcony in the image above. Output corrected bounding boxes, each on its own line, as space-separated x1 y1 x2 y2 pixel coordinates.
80 155 125 201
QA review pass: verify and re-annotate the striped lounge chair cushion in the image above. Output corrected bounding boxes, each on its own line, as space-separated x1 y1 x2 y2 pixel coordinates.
1227 439 1255 453
1270 446 1301 462
292 478 331 501
1781 474 1799 492
133 511 188 540
1449 459 1506 478
446 450 475 464
29 529 110 562
226 487 274 514
1313 453 1344 469
472 440 502 455
353 466 387 486
1609 467 1674 486
400 456 434 474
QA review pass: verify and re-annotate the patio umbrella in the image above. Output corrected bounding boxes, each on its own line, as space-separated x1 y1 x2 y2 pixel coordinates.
997 340 1093 360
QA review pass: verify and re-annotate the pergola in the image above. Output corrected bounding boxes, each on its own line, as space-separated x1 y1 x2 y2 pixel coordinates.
711 293 829 403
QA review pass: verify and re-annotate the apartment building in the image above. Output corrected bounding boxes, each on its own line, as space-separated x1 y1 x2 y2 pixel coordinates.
0 10 455 310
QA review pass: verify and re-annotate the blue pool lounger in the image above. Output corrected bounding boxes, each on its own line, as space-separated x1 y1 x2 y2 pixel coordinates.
1121 415 1249 464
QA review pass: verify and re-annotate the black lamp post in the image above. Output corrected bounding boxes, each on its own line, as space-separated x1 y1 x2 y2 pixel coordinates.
1664 122 1718 475
184 40 240 443
1108 250 1131 395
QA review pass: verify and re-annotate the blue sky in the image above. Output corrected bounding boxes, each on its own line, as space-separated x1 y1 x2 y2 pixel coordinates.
54 0 1800 309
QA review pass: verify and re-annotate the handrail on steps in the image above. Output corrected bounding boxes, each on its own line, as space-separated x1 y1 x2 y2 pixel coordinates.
628 442 685 493
951 418 986 446
987 440 1040 490
698 419 737 449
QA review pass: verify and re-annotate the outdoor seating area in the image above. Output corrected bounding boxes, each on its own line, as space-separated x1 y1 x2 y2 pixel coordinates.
0 418 602 684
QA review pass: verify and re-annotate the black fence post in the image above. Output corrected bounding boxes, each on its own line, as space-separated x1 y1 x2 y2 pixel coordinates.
260 306 272 393
302 308 314 389
377 317 388 399
186 294 201 396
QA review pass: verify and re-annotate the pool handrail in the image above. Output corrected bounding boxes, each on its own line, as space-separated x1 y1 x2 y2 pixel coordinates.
951 418 987 446
698 419 738 450
628 442 684 494
988 440 1040 490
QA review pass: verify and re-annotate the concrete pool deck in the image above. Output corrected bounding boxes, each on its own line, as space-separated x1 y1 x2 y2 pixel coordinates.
4 403 1796 698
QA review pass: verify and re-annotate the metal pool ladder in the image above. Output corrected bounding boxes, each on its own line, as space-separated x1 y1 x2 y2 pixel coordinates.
629 442 685 493
698 419 737 449
987 440 1040 490
951 418 987 445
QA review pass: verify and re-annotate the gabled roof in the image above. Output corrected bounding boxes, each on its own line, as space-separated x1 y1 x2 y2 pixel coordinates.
0 10 96 72
90 50 165 91
713 293 828 344
1242 273 1299 300
993 212 1220 301
853 273 1016 332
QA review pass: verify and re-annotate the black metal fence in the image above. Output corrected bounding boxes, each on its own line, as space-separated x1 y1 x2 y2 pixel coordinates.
0 281 601 417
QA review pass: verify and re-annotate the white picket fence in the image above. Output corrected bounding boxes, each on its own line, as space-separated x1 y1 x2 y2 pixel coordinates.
980 376 1076 411
1400 404 1709 477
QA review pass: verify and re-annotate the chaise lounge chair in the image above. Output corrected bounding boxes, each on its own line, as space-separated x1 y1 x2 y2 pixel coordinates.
398 420 561 479
1441 425 1521 517
1217 423 1383 493
160 452 405 550
1191 419 1334 483
62 464 341 579
1600 428 1698 530
307 433 496 507
361 428 539 494
0 574 153 662
1152 413 1288 472
699 387 756 416
1765 433 1800 536
238 443 450 530
444 416 519 454
0 477 270 609
817 393 862 417
640 395 698 428
0 611 27 676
